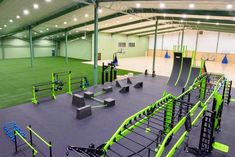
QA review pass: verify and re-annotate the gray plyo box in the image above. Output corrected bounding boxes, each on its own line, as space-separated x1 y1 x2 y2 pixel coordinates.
76 105 92 120
72 94 85 108
104 98 115 107
84 91 94 99
103 86 113 93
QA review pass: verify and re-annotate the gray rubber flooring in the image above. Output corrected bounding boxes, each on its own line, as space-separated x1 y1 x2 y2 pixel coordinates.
0 74 234 157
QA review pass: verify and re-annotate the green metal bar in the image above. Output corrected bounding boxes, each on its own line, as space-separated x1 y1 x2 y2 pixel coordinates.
65 31 68 64
51 73 56 99
177 32 181 48
230 98 235 102
27 126 52 148
102 94 172 152
216 32 220 53
67 71 72 95
93 0 99 86
113 24 156 34
29 26 34 68
152 19 158 77
15 131 38 156
165 105 207 157
32 86 38 104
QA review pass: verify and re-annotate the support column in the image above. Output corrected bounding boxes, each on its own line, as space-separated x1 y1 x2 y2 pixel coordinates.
1 38 4 60
152 18 158 77
93 1 99 85
65 31 68 64
180 26 185 53
193 30 199 66
216 32 220 53
177 31 181 51
161 34 164 51
29 26 34 68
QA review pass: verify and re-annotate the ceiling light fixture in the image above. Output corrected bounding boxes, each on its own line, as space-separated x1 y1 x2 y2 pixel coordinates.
160 3 165 9
73 18 77 22
45 0 51 2
216 22 219 25
180 20 184 23
0 27 2 30
46 28 49 31
85 14 89 18
55 25 58 27
189 3 195 9
197 21 201 24
98 9 103 13
226 4 233 10
183 14 187 18
9 19 13 23
33 4 39 9
16 15 21 19
23 9 29 15
64 21 67 25
206 15 210 19
136 3 141 8
4 24 7 27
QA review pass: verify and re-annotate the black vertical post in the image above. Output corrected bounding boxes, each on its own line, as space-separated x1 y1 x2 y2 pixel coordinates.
29 125 34 157
152 18 159 77
49 141 52 157
102 63 104 84
14 131 18 153
110 66 113 82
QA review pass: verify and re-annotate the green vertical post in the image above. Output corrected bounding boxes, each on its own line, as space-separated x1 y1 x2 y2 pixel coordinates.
65 31 68 64
93 0 99 86
67 71 72 95
180 26 185 54
29 26 34 68
216 32 220 53
1 38 4 60
152 18 158 77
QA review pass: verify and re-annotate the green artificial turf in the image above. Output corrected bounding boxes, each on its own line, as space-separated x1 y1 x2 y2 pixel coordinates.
0 57 140 109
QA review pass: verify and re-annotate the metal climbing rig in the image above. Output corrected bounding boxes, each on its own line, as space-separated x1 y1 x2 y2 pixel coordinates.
65 73 230 157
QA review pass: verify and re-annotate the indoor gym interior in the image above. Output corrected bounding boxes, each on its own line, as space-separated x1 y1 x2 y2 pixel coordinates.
0 0 235 157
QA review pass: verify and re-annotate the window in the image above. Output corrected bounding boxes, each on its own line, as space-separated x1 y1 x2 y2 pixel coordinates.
129 42 135 47
118 42 126 47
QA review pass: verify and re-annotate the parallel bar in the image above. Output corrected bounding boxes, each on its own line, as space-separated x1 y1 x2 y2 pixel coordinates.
93 0 99 86
27 126 52 147
15 131 38 156
152 19 158 77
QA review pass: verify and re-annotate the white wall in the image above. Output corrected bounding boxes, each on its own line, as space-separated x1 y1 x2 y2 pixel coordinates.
149 30 235 54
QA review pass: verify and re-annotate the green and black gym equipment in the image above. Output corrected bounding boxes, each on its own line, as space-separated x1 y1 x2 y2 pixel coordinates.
102 62 117 85
65 73 231 157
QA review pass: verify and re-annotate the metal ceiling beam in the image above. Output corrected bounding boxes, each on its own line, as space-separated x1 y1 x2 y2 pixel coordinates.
132 8 235 17
127 26 178 36
139 28 183 36
3 3 88 38
34 12 125 39
159 16 235 25
112 23 166 34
